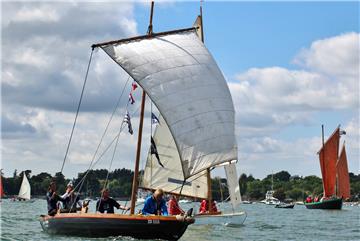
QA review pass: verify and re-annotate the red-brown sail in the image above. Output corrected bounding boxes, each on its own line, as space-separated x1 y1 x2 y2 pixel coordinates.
0 175 4 198
318 127 339 197
336 144 350 199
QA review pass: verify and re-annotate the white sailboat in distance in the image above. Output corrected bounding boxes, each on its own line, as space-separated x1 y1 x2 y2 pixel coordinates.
17 172 31 201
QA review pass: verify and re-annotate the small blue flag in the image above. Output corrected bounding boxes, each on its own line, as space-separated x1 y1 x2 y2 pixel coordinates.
151 113 160 125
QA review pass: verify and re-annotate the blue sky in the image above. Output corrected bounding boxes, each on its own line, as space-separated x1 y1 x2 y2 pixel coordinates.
1 1 359 179
136 2 359 73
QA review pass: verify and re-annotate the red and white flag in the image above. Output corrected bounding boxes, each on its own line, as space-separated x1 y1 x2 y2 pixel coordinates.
132 82 138 91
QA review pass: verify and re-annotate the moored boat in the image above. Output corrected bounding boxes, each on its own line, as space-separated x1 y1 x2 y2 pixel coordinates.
275 203 295 209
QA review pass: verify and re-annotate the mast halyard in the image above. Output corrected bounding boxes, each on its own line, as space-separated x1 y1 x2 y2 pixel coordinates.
130 1 155 215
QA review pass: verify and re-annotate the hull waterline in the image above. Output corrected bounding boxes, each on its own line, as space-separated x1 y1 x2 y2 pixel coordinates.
40 213 193 240
304 198 343 209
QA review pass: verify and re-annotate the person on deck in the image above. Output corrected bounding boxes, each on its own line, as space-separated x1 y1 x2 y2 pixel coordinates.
199 199 218 213
211 200 218 212
60 182 82 212
168 195 185 215
142 188 168 216
46 181 65 216
96 188 129 214
199 199 208 214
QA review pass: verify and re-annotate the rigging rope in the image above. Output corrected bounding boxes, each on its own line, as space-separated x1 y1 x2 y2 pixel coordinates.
97 102 130 211
70 102 141 211
73 76 131 192
60 49 94 173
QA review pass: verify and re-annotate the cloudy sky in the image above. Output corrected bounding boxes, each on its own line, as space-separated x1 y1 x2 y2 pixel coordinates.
1 1 359 179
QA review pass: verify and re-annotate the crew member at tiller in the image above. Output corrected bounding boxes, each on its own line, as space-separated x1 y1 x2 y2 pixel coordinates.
96 188 129 213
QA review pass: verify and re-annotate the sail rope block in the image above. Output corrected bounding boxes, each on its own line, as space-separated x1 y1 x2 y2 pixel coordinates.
60 49 94 173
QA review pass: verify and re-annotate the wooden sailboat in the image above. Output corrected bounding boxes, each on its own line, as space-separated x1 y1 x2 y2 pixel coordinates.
39 1 240 239
305 125 350 210
139 6 245 226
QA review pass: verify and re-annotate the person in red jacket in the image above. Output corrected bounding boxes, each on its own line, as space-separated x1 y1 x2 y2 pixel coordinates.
168 195 185 215
199 199 219 213
199 199 208 213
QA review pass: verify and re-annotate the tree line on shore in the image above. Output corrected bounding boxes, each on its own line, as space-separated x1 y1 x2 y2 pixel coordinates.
2 169 360 201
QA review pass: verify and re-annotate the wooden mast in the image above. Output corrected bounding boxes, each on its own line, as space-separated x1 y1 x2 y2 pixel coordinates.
199 1 204 42
130 1 155 215
200 1 213 214
321 124 326 197
207 168 213 213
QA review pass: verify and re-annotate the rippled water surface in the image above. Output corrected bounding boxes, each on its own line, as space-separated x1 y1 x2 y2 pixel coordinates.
1 199 359 240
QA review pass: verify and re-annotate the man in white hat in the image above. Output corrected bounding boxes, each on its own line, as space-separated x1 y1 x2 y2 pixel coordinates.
60 181 81 212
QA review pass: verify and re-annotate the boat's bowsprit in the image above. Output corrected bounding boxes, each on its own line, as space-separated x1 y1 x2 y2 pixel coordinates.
40 213 193 240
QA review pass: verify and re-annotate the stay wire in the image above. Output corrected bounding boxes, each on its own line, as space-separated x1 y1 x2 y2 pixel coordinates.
71 103 141 212
60 49 94 173
71 76 131 196
98 102 130 211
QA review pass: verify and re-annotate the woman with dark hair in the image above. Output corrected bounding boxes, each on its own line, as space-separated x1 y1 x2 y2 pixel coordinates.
46 181 65 216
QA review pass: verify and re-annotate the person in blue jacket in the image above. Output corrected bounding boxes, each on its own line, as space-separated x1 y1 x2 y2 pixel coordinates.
142 188 168 216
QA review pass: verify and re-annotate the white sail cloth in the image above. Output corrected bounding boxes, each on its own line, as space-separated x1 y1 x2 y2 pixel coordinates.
142 115 208 198
102 30 237 178
18 173 31 200
224 163 241 210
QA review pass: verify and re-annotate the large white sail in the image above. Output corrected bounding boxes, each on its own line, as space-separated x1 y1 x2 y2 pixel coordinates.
142 115 208 199
102 30 237 178
224 163 241 210
18 173 31 200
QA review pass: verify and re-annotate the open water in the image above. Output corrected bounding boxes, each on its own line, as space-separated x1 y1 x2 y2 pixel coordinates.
0 199 359 241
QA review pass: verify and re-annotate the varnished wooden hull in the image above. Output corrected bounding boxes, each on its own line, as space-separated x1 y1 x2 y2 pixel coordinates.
40 213 192 240
304 198 342 209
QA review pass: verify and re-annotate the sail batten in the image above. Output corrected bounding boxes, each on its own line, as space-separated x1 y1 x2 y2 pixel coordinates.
102 30 237 178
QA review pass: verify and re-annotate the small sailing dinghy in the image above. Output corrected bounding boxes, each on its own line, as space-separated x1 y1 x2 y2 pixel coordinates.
140 6 246 226
304 125 350 210
14 172 32 202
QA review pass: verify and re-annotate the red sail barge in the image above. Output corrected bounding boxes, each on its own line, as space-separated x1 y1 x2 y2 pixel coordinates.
305 126 350 209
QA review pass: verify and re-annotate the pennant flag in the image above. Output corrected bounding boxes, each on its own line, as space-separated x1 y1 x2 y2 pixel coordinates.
123 111 133 135
151 113 160 125
128 93 135 105
151 137 164 168
132 82 138 91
